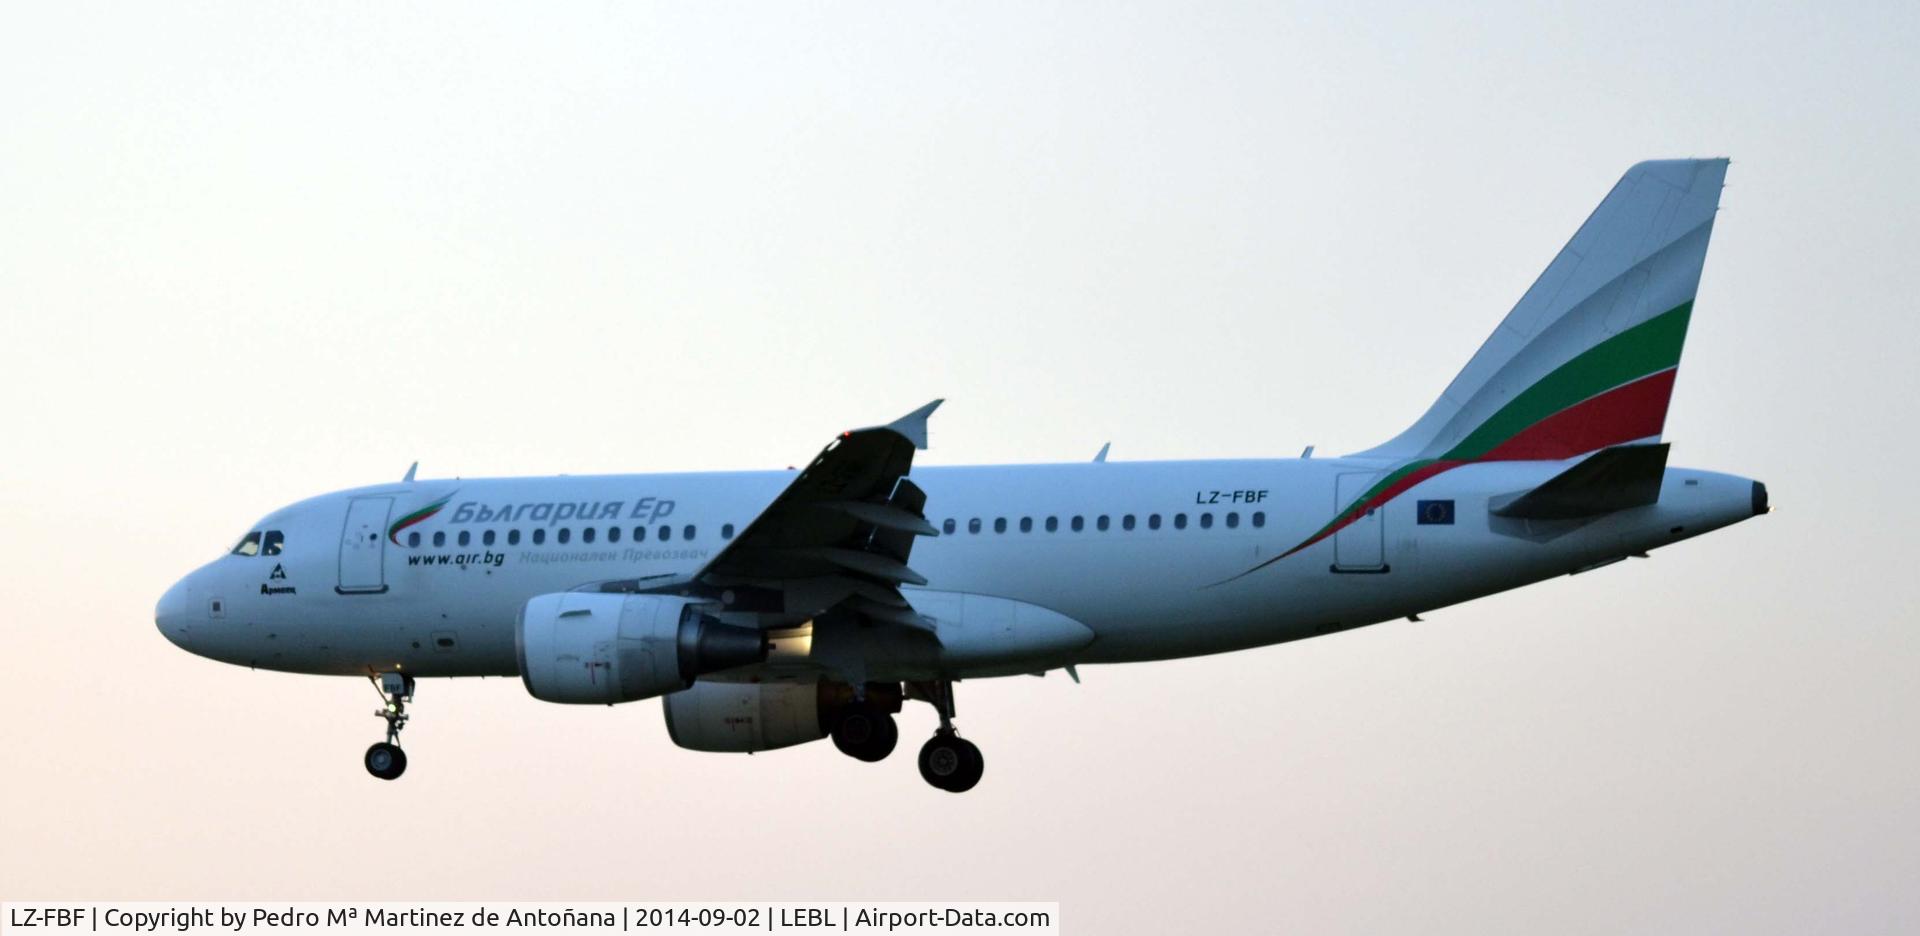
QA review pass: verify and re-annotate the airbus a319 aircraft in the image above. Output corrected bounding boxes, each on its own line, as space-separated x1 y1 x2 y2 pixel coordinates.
158 159 1766 792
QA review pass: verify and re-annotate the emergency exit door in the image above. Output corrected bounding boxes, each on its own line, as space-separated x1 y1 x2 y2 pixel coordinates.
338 496 392 594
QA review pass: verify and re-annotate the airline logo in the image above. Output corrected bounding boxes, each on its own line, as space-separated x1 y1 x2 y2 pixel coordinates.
386 493 683 544
1299 301 1690 552
446 496 678 527
388 493 455 544
1218 299 1695 583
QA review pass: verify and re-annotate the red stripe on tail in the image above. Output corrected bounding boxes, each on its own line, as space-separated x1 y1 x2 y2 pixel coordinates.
1480 369 1676 461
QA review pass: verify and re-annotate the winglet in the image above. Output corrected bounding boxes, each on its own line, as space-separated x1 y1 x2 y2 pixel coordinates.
885 399 944 450
402 461 418 483
1093 443 1110 463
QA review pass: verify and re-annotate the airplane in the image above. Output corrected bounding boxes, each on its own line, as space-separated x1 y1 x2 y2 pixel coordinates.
156 158 1766 793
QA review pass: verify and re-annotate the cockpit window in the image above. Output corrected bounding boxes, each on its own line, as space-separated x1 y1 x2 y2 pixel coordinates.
231 531 262 556
261 531 285 556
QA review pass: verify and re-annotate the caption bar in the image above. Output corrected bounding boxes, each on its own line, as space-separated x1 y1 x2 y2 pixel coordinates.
1 903 1057 936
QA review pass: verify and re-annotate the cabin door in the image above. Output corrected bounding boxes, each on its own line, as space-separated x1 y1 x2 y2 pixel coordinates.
1332 473 1388 573
338 496 393 594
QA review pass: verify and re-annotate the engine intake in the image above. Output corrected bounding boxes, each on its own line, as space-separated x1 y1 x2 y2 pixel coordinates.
516 593 766 704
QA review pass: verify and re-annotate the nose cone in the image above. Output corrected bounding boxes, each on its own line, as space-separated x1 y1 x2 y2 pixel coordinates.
156 577 195 650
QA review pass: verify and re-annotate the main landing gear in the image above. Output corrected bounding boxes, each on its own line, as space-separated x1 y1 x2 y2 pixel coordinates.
911 680 983 793
364 672 413 781
830 702 900 762
826 682 902 763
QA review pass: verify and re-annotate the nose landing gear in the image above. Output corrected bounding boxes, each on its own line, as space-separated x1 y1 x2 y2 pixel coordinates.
365 672 413 780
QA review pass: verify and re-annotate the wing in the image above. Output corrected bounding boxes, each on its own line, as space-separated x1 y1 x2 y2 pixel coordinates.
599 400 944 630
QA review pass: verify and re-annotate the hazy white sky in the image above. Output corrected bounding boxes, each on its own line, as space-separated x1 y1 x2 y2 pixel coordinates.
3 2 1917 932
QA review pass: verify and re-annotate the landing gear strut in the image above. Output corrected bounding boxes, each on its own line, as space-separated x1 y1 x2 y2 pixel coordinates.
365 672 413 780
912 679 983 793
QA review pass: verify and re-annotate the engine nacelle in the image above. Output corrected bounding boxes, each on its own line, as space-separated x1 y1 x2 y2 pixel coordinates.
662 680 825 753
663 680 903 753
516 593 766 704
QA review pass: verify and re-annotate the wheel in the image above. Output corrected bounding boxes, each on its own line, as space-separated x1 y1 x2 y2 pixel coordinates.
917 731 983 793
831 706 898 763
364 742 407 780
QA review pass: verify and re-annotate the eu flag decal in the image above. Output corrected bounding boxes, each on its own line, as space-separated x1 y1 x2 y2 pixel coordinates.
1417 499 1455 525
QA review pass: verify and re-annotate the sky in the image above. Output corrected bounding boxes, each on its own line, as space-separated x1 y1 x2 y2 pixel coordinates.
2 1 1917 932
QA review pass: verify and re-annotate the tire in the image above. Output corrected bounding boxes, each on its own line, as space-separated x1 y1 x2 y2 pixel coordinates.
917 731 983 793
831 707 898 763
364 742 408 780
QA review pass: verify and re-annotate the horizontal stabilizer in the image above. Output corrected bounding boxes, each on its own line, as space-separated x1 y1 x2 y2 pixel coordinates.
1491 444 1669 520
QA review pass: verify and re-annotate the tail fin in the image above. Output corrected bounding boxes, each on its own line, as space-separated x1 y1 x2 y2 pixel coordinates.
1355 159 1728 462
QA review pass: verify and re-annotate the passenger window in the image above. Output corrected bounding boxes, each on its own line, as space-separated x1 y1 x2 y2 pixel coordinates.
230 531 262 556
581 527 595 544
943 518 956 535
1149 514 1162 530
1226 512 1240 529
508 529 521 546
968 518 982 534
1174 514 1188 530
1020 517 1033 533
684 524 696 540
1123 515 1136 531
532 529 546 545
433 531 446 547
1252 511 1265 528
483 530 496 546
261 531 284 556
1046 516 1059 532
659 525 672 542
1200 513 1214 529
1071 516 1084 532
557 528 571 544
458 530 471 547
723 523 736 540
1096 515 1110 531
607 526 620 543
994 518 1007 533
408 531 421 548
634 526 647 542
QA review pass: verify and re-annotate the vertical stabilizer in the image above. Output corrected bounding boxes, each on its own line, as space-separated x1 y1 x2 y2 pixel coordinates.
1353 159 1727 462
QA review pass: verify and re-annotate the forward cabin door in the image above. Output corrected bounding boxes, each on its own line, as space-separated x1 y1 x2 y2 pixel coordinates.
338 496 393 594
1332 472 1388 573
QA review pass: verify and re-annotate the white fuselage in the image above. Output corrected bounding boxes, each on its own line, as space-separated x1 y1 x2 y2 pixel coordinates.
155 456 1763 681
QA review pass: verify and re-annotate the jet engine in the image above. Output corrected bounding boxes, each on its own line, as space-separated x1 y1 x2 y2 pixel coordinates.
516 593 766 704
664 680 902 753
